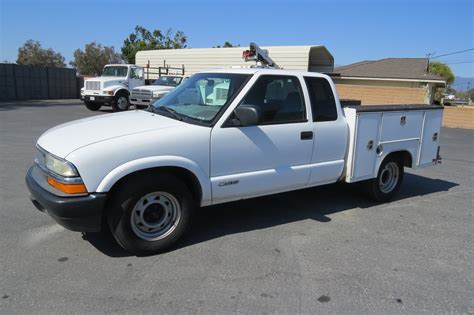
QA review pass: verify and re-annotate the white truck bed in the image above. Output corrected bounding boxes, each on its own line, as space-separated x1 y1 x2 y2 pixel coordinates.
343 105 443 183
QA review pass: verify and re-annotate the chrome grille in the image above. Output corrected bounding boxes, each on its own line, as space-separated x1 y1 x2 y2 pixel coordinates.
34 148 46 170
85 81 101 91
131 88 152 98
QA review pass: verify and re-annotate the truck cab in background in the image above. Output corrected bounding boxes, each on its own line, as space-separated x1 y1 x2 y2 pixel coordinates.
82 64 144 112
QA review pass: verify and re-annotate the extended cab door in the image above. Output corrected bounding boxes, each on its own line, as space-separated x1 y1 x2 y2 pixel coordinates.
129 67 144 90
210 74 314 204
303 76 348 186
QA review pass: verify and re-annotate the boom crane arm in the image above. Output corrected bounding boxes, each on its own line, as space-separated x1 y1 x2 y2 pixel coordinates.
242 42 280 69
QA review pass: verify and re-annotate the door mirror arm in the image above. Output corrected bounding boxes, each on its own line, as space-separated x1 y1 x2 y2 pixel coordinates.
226 105 261 127
227 117 242 127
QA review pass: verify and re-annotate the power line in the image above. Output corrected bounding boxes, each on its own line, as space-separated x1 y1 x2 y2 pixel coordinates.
436 59 474 62
443 61 474 65
430 49 474 59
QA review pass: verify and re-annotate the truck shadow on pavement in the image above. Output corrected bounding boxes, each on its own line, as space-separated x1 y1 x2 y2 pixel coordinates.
82 173 458 257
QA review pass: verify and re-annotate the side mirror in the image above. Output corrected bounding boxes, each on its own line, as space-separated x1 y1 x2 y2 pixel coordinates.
230 105 262 127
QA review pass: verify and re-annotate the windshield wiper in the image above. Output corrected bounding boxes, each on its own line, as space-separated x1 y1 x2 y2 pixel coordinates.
154 106 182 121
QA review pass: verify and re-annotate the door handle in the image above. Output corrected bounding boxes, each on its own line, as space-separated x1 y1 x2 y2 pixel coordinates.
301 131 313 140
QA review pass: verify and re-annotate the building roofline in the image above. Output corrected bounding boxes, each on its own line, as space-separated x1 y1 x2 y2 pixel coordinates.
337 75 446 85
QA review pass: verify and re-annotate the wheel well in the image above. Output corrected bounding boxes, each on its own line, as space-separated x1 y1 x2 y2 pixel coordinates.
115 89 129 97
109 167 202 204
385 150 413 168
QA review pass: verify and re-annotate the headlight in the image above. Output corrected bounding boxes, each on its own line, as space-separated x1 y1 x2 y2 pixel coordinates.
103 90 114 96
152 91 166 98
45 154 79 177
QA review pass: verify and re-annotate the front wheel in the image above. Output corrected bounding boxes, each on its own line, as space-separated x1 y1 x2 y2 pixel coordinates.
365 156 404 202
112 93 130 111
107 173 195 255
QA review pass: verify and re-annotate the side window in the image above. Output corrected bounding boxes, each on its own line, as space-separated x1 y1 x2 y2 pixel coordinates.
130 68 143 79
304 77 338 122
239 75 306 124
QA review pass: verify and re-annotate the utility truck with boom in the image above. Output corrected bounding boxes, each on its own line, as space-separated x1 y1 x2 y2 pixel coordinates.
27 43 443 255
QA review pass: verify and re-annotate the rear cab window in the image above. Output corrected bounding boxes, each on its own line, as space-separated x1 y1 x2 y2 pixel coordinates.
304 77 338 122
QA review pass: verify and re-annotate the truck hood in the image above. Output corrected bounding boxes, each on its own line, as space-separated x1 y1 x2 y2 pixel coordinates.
133 85 174 92
37 111 185 158
85 77 127 89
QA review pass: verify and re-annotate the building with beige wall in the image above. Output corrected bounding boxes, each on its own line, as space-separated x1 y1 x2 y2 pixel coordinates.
333 59 446 105
136 45 335 77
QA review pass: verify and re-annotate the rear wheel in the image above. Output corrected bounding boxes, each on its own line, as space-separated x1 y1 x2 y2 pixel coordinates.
112 92 130 111
107 173 195 255
84 102 101 111
365 155 404 202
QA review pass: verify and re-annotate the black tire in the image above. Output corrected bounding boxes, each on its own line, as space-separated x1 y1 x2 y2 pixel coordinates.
112 92 130 111
365 155 404 202
84 102 102 111
107 173 195 255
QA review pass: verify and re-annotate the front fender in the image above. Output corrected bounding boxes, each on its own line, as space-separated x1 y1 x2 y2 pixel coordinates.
96 156 212 206
104 85 129 96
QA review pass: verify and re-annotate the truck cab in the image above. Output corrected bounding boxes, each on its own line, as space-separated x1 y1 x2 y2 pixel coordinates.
82 64 144 112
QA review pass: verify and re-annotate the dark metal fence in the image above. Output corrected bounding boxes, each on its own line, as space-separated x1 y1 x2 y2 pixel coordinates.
0 64 78 101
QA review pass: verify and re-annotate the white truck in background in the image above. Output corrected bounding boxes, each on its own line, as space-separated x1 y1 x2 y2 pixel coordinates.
130 75 187 108
27 43 444 255
82 64 144 112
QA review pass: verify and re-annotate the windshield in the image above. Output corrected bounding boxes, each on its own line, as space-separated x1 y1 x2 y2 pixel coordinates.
153 76 183 87
102 66 128 77
151 73 250 123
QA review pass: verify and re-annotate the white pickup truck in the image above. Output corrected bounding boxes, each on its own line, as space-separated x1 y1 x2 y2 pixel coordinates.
130 75 186 108
82 64 144 112
26 68 443 255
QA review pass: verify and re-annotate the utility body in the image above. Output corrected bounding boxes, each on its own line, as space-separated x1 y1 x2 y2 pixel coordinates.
27 49 443 254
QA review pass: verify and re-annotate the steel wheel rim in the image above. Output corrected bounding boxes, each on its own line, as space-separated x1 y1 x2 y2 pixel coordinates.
130 192 181 241
117 96 128 110
379 162 399 193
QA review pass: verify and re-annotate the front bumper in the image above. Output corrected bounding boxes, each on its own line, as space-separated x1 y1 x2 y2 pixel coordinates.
83 95 114 104
26 166 107 232
130 97 156 106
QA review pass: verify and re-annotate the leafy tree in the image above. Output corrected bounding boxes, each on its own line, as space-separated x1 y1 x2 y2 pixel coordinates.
213 41 238 48
429 61 455 85
121 26 187 64
70 42 122 76
429 61 455 104
16 40 65 67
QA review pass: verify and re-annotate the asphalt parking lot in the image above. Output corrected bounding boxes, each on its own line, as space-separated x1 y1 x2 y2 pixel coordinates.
0 99 473 313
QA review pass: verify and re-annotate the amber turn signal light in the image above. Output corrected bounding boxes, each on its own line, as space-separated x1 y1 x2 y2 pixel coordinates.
47 177 87 194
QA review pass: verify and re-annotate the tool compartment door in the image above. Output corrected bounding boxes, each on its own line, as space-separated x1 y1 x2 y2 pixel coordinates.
350 112 382 181
418 109 443 166
380 111 424 142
